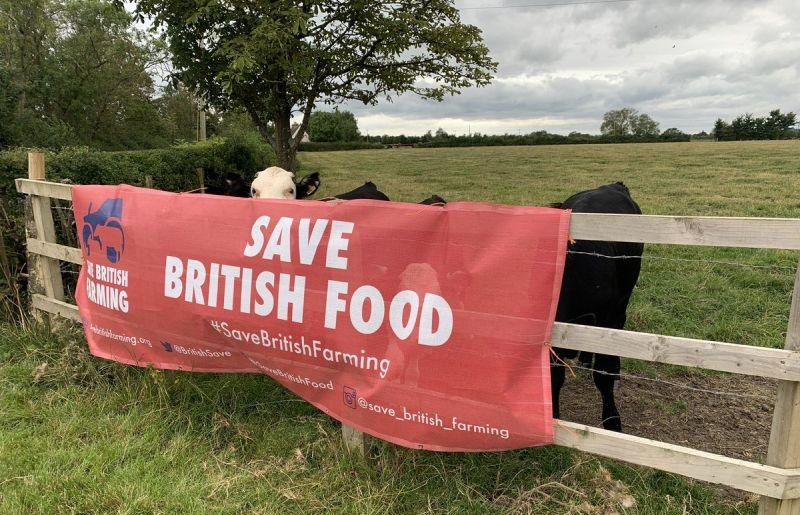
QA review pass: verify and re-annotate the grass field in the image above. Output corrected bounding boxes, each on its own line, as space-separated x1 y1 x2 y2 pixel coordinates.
300 141 800 348
3 140 800 514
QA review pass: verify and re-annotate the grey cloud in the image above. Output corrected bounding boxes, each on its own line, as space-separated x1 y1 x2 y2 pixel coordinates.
463 9 568 76
342 0 800 135
604 0 756 48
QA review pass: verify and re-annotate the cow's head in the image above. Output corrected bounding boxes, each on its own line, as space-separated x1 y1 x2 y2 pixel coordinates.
250 167 320 199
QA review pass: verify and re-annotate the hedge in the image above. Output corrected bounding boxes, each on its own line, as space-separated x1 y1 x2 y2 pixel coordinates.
299 141 386 152
0 135 275 194
0 135 275 323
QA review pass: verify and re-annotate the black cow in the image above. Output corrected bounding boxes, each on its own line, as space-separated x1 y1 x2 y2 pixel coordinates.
550 182 643 432
291 171 444 204
204 172 251 197
249 168 389 201
325 181 391 201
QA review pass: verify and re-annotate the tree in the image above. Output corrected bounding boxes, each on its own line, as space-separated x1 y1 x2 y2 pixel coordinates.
308 109 360 142
0 0 72 148
600 108 660 137
713 118 730 141
0 0 171 149
48 0 170 149
715 109 796 141
155 84 224 143
124 0 497 170
631 113 660 137
0 66 19 148
660 128 689 142
764 109 797 139
600 108 636 136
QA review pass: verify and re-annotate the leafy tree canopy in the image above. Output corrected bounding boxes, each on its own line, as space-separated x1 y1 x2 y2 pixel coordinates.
714 109 797 141
123 0 497 169
308 109 360 142
600 108 660 137
0 0 172 150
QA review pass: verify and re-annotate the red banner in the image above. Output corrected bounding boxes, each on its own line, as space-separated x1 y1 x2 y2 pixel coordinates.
72 185 570 451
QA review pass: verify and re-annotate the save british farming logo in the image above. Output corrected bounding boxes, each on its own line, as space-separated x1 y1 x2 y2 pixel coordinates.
81 198 125 263
81 198 131 313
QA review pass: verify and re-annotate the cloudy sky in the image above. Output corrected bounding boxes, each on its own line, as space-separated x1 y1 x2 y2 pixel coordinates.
342 0 800 136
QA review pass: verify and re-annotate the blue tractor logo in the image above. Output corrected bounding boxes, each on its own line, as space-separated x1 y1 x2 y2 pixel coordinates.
82 198 125 263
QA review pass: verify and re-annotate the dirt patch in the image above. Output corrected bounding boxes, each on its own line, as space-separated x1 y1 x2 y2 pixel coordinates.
559 366 776 499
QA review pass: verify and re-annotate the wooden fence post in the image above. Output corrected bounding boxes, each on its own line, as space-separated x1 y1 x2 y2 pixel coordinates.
145 175 153 188
196 168 205 194
759 259 800 515
342 424 365 455
25 152 66 324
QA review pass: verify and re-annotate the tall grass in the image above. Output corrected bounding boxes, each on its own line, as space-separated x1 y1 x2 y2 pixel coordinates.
1 321 746 514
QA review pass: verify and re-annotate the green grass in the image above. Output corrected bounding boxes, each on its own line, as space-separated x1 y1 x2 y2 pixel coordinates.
299 141 800 218
1 323 750 514
6 140 800 514
300 141 800 349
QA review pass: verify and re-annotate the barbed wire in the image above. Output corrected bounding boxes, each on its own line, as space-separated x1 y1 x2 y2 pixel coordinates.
45 249 798 274
567 250 798 272
41 216 799 272
557 362 775 401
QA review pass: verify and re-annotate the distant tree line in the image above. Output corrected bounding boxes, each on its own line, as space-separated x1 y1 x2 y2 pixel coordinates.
713 110 797 141
361 129 690 147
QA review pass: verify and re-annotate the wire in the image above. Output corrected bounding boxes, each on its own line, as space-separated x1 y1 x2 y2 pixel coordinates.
458 0 635 10
566 250 799 272
561 363 775 401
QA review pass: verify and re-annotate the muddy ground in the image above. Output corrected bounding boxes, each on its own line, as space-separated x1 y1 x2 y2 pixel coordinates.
558 365 777 501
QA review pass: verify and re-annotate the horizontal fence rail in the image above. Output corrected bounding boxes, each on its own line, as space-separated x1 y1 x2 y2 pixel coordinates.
15 178 73 201
554 421 800 500
16 178 800 250
552 323 800 382
570 212 800 250
14 172 800 512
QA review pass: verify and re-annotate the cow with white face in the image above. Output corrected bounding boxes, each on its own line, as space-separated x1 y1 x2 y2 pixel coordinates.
251 166 390 201
250 167 300 199
249 166 444 204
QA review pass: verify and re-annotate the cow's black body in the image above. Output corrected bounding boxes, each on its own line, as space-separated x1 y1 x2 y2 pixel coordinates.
330 181 391 201
419 194 447 205
551 182 643 431
203 172 251 197
295 173 445 204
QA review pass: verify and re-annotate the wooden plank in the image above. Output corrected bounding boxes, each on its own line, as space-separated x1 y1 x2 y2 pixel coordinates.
31 294 80 322
552 322 800 381
14 178 73 201
12 180 800 249
342 424 365 455
28 152 45 180
25 154 66 325
554 420 800 499
196 168 206 194
26 238 83 265
760 260 800 514
570 213 800 250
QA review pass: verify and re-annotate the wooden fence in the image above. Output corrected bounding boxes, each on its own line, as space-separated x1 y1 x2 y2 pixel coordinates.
14 152 800 514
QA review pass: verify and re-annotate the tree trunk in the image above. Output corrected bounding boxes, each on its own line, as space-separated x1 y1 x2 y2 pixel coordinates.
273 108 297 171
